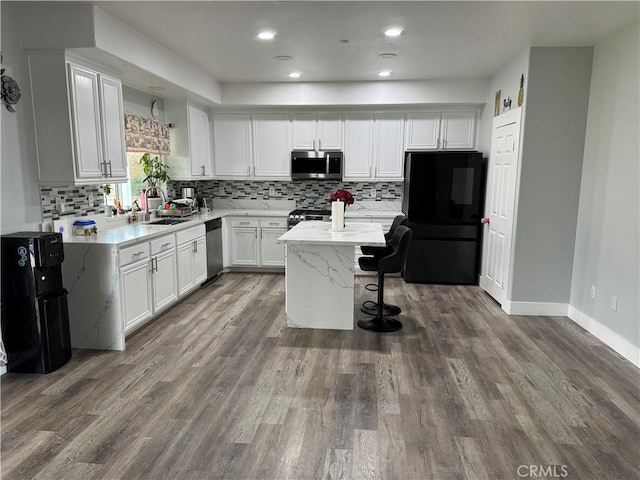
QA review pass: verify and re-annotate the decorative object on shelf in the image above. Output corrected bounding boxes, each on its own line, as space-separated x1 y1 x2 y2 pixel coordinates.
503 96 512 112
329 189 354 231
518 73 525 107
1 59 22 113
494 90 501 116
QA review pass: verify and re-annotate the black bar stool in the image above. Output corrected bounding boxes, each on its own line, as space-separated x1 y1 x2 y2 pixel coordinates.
357 225 412 332
360 215 408 316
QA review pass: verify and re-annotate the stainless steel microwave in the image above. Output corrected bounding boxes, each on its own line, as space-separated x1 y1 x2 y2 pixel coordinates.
291 150 343 180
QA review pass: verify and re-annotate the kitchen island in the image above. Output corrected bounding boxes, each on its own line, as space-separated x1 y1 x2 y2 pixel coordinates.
278 221 385 330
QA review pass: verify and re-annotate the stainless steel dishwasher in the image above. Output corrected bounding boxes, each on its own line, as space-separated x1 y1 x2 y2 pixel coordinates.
203 218 223 285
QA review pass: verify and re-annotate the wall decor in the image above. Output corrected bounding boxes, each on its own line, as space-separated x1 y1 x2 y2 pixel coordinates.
503 96 512 112
494 90 501 116
0 59 22 113
518 73 525 107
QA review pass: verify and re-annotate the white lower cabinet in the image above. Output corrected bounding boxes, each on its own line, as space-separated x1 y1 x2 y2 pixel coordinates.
228 217 287 268
121 259 153 330
120 232 177 335
177 225 207 296
231 227 260 266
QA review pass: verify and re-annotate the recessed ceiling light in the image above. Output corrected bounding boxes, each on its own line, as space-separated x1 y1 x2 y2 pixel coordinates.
258 31 275 40
289 72 301 78
378 53 397 60
339 39 350 45
275 55 293 61
378 71 392 77
384 28 403 37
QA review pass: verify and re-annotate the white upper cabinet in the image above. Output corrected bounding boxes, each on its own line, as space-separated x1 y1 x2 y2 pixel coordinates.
405 112 441 150
188 106 213 178
252 114 291 178
440 111 477 150
213 113 253 177
406 111 477 151
166 102 213 180
374 113 405 179
98 75 127 179
29 53 128 185
292 114 342 150
343 113 374 179
343 113 404 180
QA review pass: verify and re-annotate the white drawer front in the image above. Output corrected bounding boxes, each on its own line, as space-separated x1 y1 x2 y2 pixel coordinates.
259 217 287 228
230 218 259 228
119 242 150 267
150 235 176 255
176 224 206 245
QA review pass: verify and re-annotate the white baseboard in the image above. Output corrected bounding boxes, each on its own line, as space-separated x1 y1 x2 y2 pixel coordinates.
0 366 6 376
568 306 640 368
502 300 569 316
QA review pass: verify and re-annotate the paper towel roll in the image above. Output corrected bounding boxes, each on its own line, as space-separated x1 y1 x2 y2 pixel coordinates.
331 201 344 231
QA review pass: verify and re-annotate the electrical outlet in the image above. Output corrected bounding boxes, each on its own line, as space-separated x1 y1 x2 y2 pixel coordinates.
590 285 596 298
218 186 224 196
269 187 276 196
88 194 94 206
370 188 376 198
610 295 618 312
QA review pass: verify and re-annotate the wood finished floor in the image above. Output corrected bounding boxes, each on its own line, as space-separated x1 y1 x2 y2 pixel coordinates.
1 273 638 480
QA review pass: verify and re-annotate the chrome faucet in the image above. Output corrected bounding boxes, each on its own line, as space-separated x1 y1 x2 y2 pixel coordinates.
143 187 167 220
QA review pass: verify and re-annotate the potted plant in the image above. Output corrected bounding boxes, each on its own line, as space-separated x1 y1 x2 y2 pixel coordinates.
139 153 170 197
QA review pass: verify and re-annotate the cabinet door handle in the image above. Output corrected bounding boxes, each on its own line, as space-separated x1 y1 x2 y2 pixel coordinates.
373 166 377 177
318 139 322 150
252 166 255 176
247 165 250 175
201 165 205 176
313 139 316 151
369 166 372 177
193 240 198 253
107 161 113 177
101 161 107 177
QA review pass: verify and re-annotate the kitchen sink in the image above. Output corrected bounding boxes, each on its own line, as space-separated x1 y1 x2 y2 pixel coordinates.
147 218 190 226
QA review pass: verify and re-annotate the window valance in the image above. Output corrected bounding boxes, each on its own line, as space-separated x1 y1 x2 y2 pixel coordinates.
124 112 170 155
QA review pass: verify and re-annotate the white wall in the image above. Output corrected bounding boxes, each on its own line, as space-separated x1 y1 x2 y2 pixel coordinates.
510 47 593 304
569 23 640 359
1 3 42 234
220 79 487 106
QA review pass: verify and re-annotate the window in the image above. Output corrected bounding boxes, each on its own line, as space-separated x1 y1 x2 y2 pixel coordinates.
104 152 167 211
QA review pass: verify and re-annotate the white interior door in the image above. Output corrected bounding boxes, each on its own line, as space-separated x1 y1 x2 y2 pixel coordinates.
480 108 522 305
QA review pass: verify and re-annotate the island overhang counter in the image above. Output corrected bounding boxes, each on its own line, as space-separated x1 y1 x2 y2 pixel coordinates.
277 221 386 330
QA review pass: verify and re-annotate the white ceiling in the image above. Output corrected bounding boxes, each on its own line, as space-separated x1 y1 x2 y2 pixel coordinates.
94 1 639 84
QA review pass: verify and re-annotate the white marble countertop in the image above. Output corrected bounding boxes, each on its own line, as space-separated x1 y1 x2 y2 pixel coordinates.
278 221 386 247
61 209 292 247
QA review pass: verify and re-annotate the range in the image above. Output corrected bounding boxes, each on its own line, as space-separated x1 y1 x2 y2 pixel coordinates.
287 209 331 229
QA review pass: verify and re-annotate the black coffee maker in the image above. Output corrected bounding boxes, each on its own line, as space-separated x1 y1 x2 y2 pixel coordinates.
1 232 72 373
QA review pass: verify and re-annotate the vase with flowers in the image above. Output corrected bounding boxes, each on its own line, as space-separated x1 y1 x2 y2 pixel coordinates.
328 189 354 231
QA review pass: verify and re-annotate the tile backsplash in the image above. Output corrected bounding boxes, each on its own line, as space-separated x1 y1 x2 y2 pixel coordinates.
40 179 403 220
169 180 403 210
41 185 106 221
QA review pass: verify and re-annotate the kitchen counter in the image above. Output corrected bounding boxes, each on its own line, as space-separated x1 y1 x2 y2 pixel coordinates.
278 221 385 330
60 209 292 247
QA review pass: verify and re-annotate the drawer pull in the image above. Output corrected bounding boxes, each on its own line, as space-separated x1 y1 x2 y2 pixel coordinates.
239 221 250 225
132 251 145 257
161 242 172 248
269 222 279 226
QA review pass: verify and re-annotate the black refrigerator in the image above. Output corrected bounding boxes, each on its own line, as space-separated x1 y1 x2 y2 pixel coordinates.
1 232 72 373
402 151 485 284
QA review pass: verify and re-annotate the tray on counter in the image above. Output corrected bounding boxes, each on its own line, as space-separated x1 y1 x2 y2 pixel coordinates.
155 208 196 218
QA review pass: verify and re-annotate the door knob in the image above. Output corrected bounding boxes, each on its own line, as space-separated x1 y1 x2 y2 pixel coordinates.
480 217 490 224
